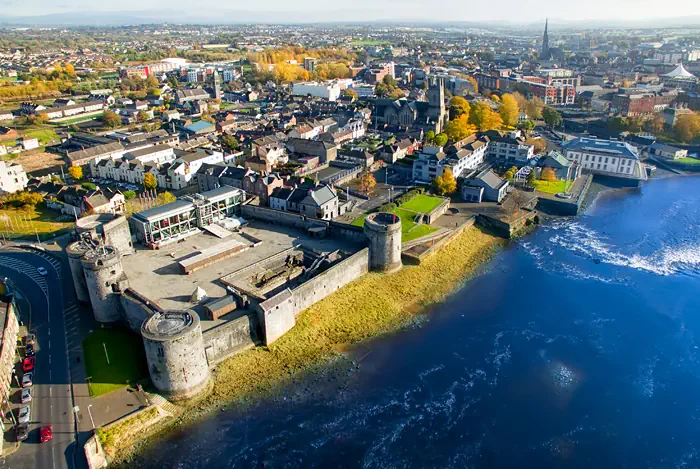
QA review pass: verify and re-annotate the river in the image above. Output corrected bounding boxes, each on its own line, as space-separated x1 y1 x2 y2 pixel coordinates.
135 175 700 468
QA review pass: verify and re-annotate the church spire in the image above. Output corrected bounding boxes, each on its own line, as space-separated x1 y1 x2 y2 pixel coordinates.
541 18 551 60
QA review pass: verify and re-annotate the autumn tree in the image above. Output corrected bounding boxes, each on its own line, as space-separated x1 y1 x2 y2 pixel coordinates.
433 133 448 147
503 166 518 180
542 107 562 127
143 172 157 190
499 93 519 127
68 165 83 181
102 109 122 128
146 75 159 88
518 119 535 133
512 92 528 111
64 62 75 76
445 114 477 142
674 112 700 142
358 171 376 194
343 88 358 100
137 110 150 122
449 96 471 119
425 130 435 143
648 115 665 133
526 169 537 187
525 137 547 154
221 134 239 151
157 191 176 205
525 97 544 120
432 167 457 196
491 94 500 102
540 167 557 182
465 75 478 94
469 102 503 131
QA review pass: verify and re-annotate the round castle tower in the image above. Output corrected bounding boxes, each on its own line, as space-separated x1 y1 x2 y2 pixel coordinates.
66 241 91 303
364 212 403 273
141 310 209 400
81 246 127 323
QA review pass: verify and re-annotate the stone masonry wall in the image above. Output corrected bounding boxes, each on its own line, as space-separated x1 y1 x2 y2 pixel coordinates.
202 312 259 365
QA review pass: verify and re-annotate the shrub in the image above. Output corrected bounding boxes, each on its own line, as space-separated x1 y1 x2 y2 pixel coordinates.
378 202 397 213
81 182 97 190
123 190 136 200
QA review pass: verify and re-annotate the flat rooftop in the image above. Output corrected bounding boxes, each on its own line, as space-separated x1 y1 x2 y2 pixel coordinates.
121 220 358 331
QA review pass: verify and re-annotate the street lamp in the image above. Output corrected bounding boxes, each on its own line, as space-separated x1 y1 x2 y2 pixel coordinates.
87 404 95 430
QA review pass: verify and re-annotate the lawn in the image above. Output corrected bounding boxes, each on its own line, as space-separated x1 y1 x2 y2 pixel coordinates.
0 206 74 240
351 208 438 242
399 194 446 214
351 40 389 46
55 112 104 125
533 180 572 195
22 128 59 145
674 157 700 165
82 328 149 397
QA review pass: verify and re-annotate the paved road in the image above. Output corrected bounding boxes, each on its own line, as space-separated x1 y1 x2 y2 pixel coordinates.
0 249 79 469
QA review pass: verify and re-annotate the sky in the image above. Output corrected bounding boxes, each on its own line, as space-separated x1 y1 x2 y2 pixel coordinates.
3 0 700 24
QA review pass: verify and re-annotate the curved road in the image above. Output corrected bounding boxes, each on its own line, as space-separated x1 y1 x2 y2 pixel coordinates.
0 248 81 469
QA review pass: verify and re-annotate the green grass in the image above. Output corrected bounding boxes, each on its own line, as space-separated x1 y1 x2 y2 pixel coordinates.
674 157 700 165
399 194 445 214
55 112 104 125
0 206 73 240
351 40 389 46
82 328 149 397
22 128 59 145
351 208 438 242
533 180 572 195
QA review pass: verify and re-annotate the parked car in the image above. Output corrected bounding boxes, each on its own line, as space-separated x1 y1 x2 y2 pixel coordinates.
22 357 34 372
25 334 35 345
16 423 29 442
21 372 32 388
21 387 31 403
18 405 30 424
37 267 48 276
25 343 35 357
40 425 53 443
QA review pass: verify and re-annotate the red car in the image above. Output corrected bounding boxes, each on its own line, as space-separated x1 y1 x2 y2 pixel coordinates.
22 357 34 372
40 425 52 443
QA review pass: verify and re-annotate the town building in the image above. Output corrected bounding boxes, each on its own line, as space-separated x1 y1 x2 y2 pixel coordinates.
269 184 340 220
563 137 646 181
175 88 210 105
373 77 448 133
461 169 509 203
0 296 20 409
484 130 535 165
0 161 28 194
647 142 688 160
292 81 342 101
611 91 676 116
661 64 697 91
412 137 488 183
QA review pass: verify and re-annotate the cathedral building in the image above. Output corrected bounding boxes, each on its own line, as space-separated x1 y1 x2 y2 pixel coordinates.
373 77 448 134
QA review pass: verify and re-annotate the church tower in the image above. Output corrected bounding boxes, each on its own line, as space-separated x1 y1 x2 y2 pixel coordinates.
541 18 551 60
427 77 446 133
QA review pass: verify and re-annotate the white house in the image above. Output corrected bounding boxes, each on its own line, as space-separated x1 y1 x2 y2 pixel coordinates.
563 137 647 180
292 81 342 101
0 161 28 194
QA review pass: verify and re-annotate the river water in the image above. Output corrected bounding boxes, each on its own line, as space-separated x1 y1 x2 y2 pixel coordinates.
136 176 700 468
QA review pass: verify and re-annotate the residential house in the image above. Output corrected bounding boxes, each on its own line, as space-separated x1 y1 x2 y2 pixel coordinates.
647 142 688 160
412 137 488 183
241 172 285 205
483 130 534 165
0 161 28 194
461 169 509 203
270 184 340 220
537 151 582 181
285 138 338 163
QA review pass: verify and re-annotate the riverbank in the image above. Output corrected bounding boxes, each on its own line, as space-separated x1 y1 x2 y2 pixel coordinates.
109 225 505 465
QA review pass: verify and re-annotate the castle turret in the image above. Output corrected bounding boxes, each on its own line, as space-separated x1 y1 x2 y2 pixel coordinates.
141 310 209 400
81 246 128 323
364 212 402 273
66 241 91 303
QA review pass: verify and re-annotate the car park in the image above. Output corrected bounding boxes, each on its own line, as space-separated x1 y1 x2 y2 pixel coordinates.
18 405 30 424
16 423 29 442
22 357 35 372
22 372 32 388
40 425 53 443
21 387 32 403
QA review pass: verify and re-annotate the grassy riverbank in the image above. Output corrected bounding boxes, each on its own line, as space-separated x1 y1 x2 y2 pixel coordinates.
111 225 504 463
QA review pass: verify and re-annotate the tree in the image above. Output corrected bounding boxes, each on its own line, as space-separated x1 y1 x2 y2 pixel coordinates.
358 171 376 194
674 112 700 142
540 167 557 182
102 110 122 128
526 169 536 187
525 97 544 120
648 115 665 133
157 191 176 205
137 110 150 122
64 62 75 76
608 116 627 132
143 172 157 190
469 102 503 131
542 107 562 127
445 114 477 142
433 133 448 147
518 119 536 133
221 134 240 152
146 75 159 88
503 166 518 180
425 130 435 143
449 96 470 119
51 175 63 184
68 165 83 181
512 92 529 111
53 63 63 74
465 75 478 94
499 93 519 127
491 94 500 102
525 137 547 154
81 182 96 191
432 167 457 196
343 88 358 100
123 190 137 200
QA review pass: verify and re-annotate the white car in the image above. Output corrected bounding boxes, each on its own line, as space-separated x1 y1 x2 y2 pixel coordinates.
37 267 48 276
21 388 32 403
21 372 32 388
18 405 30 424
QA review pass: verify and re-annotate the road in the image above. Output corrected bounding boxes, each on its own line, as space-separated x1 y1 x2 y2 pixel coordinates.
0 249 79 469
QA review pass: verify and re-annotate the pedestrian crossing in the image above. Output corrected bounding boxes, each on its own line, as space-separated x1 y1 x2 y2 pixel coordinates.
0 255 49 297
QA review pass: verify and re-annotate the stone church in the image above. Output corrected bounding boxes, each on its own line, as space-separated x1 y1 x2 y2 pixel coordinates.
373 77 448 134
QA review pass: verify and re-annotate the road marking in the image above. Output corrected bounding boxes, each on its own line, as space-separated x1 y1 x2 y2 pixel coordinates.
48 340 51 349
50 387 52 397
49 355 52 365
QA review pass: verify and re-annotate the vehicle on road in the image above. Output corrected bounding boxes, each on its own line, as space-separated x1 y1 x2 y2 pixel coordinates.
21 372 32 388
37 267 48 276
40 425 53 443
16 423 29 442
18 405 30 424
21 387 31 403
25 333 35 345
22 356 34 372
25 343 35 357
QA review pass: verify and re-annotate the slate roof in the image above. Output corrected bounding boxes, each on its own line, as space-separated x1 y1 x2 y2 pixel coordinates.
563 137 639 159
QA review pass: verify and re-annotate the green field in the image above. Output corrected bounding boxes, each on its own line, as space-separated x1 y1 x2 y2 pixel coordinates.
22 127 59 145
54 112 104 125
351 40 390 46
83 328 149 397
533 180 572 194
674 157 700 165
0 206 73 240
351 208 437 242
399 194 445 214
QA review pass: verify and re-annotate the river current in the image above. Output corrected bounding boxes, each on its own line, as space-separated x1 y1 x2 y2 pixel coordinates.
137 175 700 468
